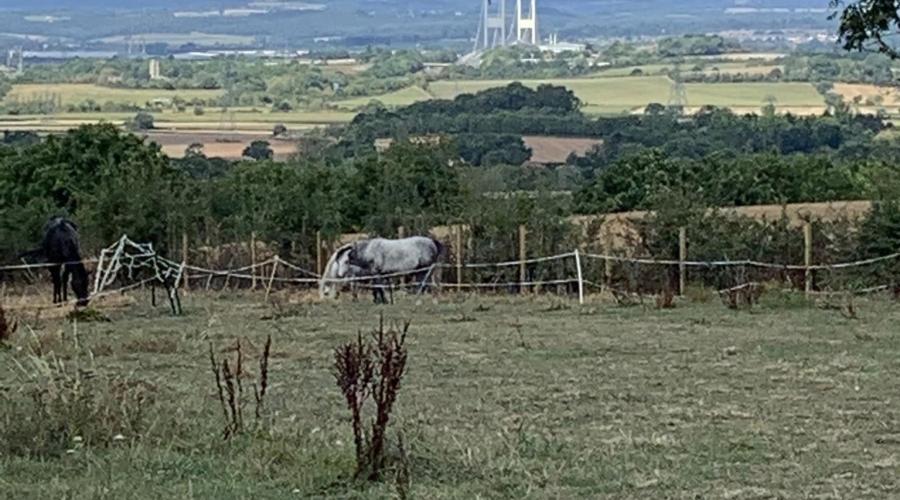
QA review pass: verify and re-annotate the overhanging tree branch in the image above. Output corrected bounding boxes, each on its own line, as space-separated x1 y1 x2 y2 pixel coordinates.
831 0 900 59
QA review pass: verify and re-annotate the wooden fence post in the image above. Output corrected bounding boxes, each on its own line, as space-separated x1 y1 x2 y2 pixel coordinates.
455 225 464 287
804 222 813 296
316 230 323 277
265 256 279 301
518 225 527 293
181 230 190 291
574 249 584 305
678 227 687 296
250 231 257 290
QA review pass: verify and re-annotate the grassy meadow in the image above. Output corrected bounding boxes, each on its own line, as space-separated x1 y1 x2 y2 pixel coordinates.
1 291 899 498
335 86 434 109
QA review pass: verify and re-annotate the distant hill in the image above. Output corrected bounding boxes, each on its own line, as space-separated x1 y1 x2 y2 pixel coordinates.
5 0 834 15
5 0 242 8
0 0 837 50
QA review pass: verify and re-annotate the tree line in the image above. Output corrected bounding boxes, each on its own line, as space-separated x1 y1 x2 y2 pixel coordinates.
2 83 900 271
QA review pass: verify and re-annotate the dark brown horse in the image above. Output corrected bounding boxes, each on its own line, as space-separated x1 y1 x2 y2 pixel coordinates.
21 217 90 307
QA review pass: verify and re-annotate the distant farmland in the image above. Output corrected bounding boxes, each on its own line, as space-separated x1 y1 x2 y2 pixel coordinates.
4 84 224 107
1 75 877 132
146 131 298 160
0 109 355 133
427 77 825 114
335 86 433 109
338 76 827 115
95 32 256 47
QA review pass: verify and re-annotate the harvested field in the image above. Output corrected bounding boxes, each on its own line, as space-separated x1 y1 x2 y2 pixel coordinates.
833 83 900 105
145 131 298 160
523 136 603 164
1 292 899 498
375 135 603 165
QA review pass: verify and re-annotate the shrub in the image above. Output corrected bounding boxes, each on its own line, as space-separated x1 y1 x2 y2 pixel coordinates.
334 316 409 481
208 335 272 439
129 111 155 131
242 140 274 161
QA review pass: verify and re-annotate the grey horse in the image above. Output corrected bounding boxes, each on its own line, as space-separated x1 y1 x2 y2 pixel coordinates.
320 236 443 304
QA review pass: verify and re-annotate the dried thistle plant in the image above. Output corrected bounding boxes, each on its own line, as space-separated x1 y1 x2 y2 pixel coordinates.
334 315 409 481
209 334 272 439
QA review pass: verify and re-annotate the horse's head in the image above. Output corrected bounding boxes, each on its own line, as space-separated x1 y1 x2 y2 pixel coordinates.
319 246 354 300
70 263 91 308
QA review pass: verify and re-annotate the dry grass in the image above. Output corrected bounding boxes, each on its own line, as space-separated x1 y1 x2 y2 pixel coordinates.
0 291 898 498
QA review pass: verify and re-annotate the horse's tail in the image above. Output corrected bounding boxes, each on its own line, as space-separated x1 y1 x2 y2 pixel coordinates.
430 237 445 261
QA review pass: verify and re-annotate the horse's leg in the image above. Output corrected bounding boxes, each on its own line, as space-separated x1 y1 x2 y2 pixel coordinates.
369 277 379 304
61 265 70 303
416 268 435 296
413 271 426 295
377 279 390 304
372 283 383 304
50 265 61 304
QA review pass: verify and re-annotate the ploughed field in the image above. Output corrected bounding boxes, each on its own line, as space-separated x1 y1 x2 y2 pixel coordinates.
1 291 899 499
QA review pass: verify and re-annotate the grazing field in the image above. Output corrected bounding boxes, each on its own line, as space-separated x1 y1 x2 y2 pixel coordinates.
2 292 899 498
3 84 225 107
683 81 822 107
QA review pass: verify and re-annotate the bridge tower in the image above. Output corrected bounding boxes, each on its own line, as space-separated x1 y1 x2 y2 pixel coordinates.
516 0 538 45
475 0 507 51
